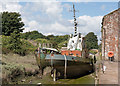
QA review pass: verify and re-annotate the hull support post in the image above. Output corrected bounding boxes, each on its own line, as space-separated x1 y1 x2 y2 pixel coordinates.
64 55 67 79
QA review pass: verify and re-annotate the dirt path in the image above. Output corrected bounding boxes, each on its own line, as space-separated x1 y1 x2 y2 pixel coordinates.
98 61 118 84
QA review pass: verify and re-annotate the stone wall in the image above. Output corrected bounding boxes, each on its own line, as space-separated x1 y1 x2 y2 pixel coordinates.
118 8 120 61
102 8 120 61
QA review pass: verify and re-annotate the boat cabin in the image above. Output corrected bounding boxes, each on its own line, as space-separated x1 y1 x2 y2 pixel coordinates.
61 33 85 57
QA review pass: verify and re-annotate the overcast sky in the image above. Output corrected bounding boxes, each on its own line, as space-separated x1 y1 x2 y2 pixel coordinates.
0 0 119 44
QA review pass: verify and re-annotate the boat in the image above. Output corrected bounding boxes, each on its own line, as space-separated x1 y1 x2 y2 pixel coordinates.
34 4 95 81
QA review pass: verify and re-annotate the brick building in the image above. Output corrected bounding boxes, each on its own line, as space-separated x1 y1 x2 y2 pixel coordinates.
101 8 120 61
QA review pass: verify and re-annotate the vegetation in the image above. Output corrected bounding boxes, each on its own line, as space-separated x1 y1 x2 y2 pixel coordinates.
58 41 68 49
47 35 69 49
83 32 98 57
2 12 24 36
46 35 69 44
2 35 36 56
21 31 69 49
2 35 11 54
20 31 45 40
1 12 36 56
2 54 39 84
84 32 98 51
9 30 25 55
35 38 50 44
89 50 98 55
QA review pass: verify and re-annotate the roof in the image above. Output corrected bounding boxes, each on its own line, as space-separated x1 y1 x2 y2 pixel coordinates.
42 47 58 52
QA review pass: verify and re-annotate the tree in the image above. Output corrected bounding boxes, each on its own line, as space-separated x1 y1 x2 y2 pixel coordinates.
0 13 2 35
84 32 98 51
2 12 24 36
46 35 69 48
9 30 24 55
21 31 45 40
46 35 54 40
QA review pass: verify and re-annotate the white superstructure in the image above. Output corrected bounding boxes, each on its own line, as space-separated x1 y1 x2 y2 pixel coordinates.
67 33 84 51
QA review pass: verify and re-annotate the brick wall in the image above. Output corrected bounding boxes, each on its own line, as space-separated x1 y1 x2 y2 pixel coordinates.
118 8 120 61
102 8 120 61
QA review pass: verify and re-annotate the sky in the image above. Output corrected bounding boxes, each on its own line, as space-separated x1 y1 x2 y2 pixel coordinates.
0 0 119 44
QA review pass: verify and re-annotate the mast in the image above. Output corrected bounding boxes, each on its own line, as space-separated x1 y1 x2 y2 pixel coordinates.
73 4 78 35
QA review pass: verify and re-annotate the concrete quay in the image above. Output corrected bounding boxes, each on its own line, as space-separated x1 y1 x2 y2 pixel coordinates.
98 61 118 84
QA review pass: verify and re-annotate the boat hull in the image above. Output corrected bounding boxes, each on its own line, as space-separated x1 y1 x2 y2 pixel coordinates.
52 60 94 78
38 54 94 79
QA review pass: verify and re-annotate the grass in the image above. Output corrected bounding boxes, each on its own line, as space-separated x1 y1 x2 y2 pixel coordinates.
2 53 38 68
11 73 94 84
2 53 39 84
56 74 94 84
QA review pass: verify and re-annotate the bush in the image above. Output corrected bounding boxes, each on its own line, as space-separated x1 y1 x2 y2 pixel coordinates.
9 68 23 80
89 50 98 55
35 38 50 43
2 35 12 54
58 41 68 49
2 48 11 54
2 35 36 56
